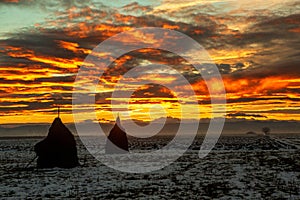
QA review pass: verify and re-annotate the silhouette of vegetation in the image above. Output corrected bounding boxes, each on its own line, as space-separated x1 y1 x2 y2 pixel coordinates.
262 127 271 135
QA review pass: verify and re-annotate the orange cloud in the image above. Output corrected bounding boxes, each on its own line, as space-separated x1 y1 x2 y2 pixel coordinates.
2 0 19 2
6 46 80 70
289 27 300 33
57 40 91 54
163 24 180 30
193 75 295 97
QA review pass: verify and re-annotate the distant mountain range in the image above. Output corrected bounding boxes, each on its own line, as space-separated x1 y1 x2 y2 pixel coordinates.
0 119 299 137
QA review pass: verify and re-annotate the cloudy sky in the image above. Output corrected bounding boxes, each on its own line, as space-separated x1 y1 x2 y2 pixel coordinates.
0 0 299 124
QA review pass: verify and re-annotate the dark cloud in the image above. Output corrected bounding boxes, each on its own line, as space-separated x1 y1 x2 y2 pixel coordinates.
121 2 152 13
131 84 176 99
226 96 300 104
0 0 98 11
229 61 300 80
227 112 267 119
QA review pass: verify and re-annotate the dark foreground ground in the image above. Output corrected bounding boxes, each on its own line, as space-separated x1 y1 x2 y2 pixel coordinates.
0 134 300 199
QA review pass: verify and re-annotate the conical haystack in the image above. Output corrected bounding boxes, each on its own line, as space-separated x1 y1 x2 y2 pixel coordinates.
105 116 129 154
34 117 79 168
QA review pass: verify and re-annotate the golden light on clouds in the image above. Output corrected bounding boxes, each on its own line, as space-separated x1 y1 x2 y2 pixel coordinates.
0 0 299 124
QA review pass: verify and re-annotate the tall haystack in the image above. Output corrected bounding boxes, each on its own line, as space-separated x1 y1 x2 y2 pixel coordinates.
34 110 79 168
105 116 129 154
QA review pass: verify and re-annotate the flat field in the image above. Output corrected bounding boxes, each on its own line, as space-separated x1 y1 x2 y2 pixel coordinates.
1 135 300 199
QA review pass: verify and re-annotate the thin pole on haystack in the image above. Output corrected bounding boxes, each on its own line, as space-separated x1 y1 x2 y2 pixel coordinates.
57 106 60 118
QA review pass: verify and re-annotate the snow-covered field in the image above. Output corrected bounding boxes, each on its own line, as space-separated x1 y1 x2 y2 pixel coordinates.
1 135 300 199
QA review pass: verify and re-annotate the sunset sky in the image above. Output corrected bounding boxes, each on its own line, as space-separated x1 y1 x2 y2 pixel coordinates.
0 0 299 124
